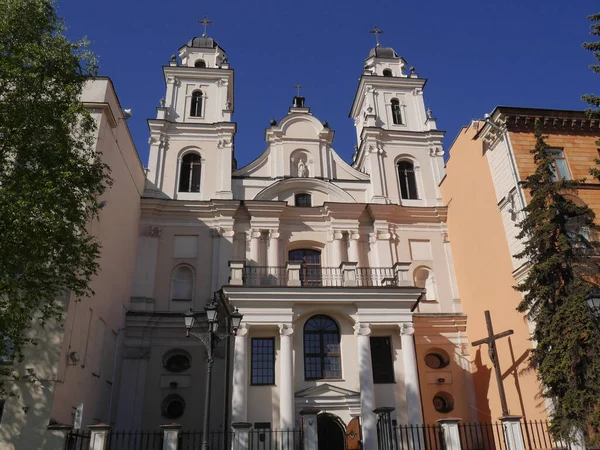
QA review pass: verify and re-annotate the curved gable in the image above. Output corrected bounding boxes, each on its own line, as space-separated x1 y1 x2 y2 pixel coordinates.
254 178 357 204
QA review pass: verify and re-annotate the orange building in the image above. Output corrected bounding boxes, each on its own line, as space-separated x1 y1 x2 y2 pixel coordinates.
441 107 600 422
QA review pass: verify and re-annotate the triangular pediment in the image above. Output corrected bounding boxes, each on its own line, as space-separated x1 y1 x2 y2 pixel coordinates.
295 384 360 398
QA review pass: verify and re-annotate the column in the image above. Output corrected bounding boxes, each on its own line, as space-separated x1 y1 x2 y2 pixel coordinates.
329 231 344 267
279 324 295 431
347 230 360 263
268 230 280 267
247 230 261 266
161 423 182 450
354 322 377 450
299 409 320 450
218 229 235 288
231 325 249 423
400 323 423 425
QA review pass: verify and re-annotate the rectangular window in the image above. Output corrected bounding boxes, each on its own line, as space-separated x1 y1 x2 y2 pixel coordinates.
547 149 571 181
295 193 312 207
251 338 275 385
370 336 395 383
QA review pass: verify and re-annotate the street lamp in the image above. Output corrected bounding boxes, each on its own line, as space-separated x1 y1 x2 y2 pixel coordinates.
184 303 243 450
585 289 600 316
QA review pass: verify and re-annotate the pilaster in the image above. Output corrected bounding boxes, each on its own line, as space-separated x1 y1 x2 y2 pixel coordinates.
354 322 376 450
279 324 295 432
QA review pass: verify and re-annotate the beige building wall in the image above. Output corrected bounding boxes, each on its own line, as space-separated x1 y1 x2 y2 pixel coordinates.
441 125 546 421
0 78 145 449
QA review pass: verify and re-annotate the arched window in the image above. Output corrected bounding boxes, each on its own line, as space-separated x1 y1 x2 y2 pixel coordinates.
161 394 185 419
171 265 194 302
304 315 341 380
390 98 403 125
178 153 201 193
289 249 321 286
398 161 418 200
383 69 393 77
194 60 206 68
163 350 192 373
190 90 203 117
414 267 437 301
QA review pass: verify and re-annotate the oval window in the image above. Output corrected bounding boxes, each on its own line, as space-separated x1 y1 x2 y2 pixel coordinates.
424 350 449 369
433 392 454 413
162 394 185 419
165 354 191 372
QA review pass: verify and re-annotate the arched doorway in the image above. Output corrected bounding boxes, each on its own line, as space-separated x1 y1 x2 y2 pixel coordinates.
317 413 345 450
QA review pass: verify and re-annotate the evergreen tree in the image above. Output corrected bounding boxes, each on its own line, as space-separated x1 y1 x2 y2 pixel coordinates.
515 125 600 443
583 13 600 120
0 0 110 386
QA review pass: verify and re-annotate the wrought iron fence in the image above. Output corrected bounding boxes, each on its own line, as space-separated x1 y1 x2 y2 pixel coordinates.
248 429 303 450
64 430 90 450
107 430 163 450
459 422 507 450
521 420 573 450
379 424 444 450
178 430 233 450
244 266 287 286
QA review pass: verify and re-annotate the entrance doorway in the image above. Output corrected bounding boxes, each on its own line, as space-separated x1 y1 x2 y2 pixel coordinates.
317 413 345 450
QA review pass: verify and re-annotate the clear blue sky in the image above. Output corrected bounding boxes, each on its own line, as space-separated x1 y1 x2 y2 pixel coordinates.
58 0 599 168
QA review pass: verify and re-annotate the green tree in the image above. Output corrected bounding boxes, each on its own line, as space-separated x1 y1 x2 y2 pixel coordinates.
0 0 110 384
515 125 600 443
583 13 600 120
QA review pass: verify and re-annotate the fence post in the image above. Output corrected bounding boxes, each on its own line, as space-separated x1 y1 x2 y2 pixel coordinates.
229 261 245 285
286 261 302 287
161 423 182 450
300 408 320 450
340 262 358 287
500 416 526 450
232 422 253 450
88 424 111 450
436 419 462 450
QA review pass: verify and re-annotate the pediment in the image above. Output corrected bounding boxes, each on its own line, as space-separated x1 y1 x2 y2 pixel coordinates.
295 384 360 399
253 178 357 203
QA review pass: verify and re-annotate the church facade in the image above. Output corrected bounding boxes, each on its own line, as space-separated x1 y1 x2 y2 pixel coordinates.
113 32 476 450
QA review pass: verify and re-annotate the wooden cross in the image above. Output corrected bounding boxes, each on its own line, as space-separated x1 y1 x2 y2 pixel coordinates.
471 310 514 416
294 84 303 96
198 16 213 38
369 26 384 47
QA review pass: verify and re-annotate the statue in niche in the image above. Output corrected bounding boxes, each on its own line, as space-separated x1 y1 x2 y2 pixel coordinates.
297 158 308 177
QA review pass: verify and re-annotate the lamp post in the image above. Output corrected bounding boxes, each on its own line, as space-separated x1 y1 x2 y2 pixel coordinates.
586 289 600 317
185 303 243 450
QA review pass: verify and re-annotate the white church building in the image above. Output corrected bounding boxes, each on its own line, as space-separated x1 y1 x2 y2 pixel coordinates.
109 29 477 450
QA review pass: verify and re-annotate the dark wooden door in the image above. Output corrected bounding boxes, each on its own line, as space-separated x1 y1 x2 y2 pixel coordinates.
346 417 362 450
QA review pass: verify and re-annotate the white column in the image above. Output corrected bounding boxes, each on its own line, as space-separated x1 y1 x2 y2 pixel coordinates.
354 322 377 450
329 231 344 267
347 230 360 263
247 230 261 266
268 230 280 267
400 323 423 425
279 324 295 431
231 324 249 423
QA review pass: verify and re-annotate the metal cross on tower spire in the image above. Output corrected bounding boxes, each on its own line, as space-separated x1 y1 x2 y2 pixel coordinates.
369 26 384 47
294 84 303 96
198 16 213 38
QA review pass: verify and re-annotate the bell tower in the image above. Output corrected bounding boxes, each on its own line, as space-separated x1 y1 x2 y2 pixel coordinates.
146 18 236 200
349 28 445 206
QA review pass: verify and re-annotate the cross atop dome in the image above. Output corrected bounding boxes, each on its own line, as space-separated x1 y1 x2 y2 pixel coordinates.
198 16 213 38
369 26 384 48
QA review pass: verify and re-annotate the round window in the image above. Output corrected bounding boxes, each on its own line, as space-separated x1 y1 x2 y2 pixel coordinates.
424 350 449 369
433 392 454 414
162 395 185 419
164 354 191 372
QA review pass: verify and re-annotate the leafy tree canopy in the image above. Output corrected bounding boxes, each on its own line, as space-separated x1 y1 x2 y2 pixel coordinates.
0 0 110 385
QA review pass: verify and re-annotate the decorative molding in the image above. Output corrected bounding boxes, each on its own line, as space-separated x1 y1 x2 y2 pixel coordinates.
278 324 294 336
400 323 415 336
353 322 371 336
141 226 162 238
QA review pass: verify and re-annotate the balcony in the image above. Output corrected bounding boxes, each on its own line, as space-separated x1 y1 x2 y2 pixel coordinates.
228 261 412 288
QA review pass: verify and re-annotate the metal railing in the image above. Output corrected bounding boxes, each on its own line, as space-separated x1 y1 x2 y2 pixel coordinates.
521 420 573 450
179 430 233 450
242 266 400 287
107 430 163 450
248 429 303 450
64 430 90 450
378 424 444 450
459 422 507 450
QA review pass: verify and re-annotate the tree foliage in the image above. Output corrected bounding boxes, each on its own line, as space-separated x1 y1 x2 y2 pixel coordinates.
515 125 600 443
0 0 110 383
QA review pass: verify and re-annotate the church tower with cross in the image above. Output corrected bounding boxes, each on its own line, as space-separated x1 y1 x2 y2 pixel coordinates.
146 16 236 200
350 27 445 206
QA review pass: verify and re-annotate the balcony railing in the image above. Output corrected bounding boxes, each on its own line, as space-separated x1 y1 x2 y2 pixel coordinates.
228 261 412 288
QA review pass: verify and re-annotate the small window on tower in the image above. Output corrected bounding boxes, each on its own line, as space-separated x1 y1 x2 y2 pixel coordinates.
179 153 201 193
295 193 312 207
190 90 203 117
383 69 393 77
390 98 403 125
397 161 418 200
194 60 206 68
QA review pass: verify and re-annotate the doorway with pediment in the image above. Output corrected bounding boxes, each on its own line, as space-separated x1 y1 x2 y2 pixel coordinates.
317 412 345 450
